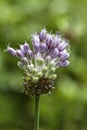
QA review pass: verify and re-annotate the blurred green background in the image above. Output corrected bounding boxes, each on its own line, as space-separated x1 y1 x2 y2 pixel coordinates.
0 0 87 130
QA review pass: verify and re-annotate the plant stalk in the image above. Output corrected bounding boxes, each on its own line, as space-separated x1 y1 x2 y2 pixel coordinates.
34 95 40 130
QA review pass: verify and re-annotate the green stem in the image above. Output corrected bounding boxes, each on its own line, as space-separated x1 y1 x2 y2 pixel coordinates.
34 95 40 130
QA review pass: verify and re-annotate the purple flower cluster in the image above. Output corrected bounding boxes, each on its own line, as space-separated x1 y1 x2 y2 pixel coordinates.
32 29 70 68
6 28 70 82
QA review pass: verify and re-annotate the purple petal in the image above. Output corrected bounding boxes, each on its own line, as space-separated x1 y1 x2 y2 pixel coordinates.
33 42 40 53
60 51 70 60
51 36 58 48
59 60 69 67
32 34 40 44
45 33 53 47
39 28 46 40
58 40 68 51
50 48 59 58
7 47 16 56
32 34 40 53
16 50 24 58
20 43 30 53
27 50 33 59
40 43 47 53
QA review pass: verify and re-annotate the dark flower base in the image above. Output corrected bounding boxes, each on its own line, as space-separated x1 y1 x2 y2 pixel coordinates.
23 75 54 95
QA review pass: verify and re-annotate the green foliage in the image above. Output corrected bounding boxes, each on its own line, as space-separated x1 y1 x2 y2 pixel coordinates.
0 0 87 130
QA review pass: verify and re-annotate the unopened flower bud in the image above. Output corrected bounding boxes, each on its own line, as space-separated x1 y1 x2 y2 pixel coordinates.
16 50 24 58
45 55 51 63
32 76 39 83
7 47 16 56
32 68 38 75
50 67 56 73
46 33 52 46
42 66 48 73
51 74 57 80
36 57 44 66
40 43 47 53
58 40 68 51
32 34 40 44
50 48 59 58
27 64 34 71
51 36 58 48
37 72 43 78
17 61 23 68
33 42 40 53
39 28 46 40
27 50 33 59
60 60 69 67
60 51 69 60
20 43 30 53
48 61 56 68
22 57 28 64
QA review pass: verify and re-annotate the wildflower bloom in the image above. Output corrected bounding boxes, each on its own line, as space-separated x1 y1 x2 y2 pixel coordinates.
6 28 70 95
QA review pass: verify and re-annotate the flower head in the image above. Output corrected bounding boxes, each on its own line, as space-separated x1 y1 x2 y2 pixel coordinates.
6 28 70 95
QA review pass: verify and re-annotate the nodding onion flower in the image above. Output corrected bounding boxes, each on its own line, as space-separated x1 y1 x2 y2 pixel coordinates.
6 28 70 95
